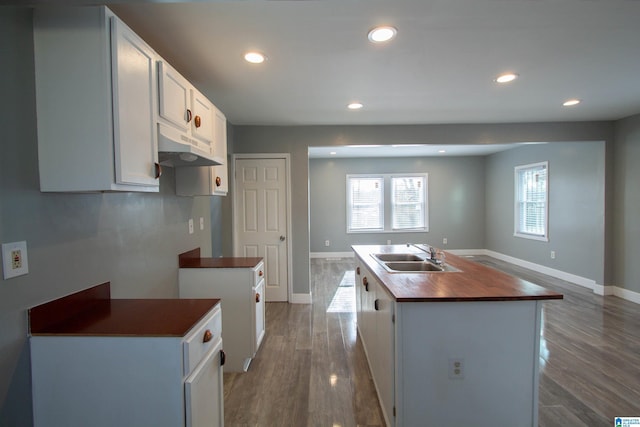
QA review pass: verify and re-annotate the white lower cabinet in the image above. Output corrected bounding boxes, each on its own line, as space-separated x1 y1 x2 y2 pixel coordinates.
179 260 265 372
30 303 224 427
355 261 395 426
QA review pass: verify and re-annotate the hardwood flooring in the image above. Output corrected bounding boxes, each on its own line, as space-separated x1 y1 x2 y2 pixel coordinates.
224 256 640 426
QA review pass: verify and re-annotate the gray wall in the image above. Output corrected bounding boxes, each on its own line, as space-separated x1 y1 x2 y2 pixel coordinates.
0 8 213 425
233 122 613 298
309 156 486 252
485 142 606 284
613 114 640 293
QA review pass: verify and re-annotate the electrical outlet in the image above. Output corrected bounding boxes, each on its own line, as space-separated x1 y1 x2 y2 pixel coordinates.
199 217 204 231
2 241 29 279
443 237 448 245
325 240 330 247
448 358 464 379
550 251 556 259
188 219 194 235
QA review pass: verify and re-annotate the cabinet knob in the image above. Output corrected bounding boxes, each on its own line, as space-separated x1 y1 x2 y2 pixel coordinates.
220 349 226 367
194 115 202 128
374 299 380 311
215 176 222 187
259 270 263 277
203 329 213 343
356 267 360 275
154 163 162 179
256 293 261 303
186 109 192 123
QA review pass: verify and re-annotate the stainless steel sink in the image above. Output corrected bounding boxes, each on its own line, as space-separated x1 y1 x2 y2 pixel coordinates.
379 260 460 273
372 253 426 262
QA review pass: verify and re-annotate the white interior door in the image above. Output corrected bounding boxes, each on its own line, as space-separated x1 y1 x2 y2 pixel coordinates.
234 157 290 302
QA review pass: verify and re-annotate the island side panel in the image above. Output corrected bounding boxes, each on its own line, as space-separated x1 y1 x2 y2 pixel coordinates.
395 300 541 427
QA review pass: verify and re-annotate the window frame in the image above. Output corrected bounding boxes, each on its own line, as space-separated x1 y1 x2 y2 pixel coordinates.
346 173 429 234
514 161 549 241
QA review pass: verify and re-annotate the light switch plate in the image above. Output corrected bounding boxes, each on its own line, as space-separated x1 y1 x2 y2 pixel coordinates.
2 241 29 280
188 219 194 235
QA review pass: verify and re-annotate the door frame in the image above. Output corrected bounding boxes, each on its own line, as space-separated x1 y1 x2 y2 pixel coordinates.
232 153 293 302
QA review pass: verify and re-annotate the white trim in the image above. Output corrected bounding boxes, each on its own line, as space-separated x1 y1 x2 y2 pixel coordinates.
310 251 354 259
611 286 640 304
232 153 293 303
290 292 312 304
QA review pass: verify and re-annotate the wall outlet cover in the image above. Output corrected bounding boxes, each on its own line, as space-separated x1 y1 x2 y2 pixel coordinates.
2 241 29 280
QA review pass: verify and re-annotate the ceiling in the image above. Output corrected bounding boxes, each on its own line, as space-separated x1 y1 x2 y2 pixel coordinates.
307 143 524 158
101 0 640 128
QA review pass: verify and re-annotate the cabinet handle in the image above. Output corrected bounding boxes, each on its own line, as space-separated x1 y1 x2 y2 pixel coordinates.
259 271 263 277
356 267 360 275
365 282 369 292
220 349 226 366
203 329 213 343
215 176 222 187
194 115 202 128
154 163 162 179
374 299 380 311
186 109 192 123
256 293 260 303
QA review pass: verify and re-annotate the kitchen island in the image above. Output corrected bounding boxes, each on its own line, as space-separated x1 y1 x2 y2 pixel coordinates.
352 245 563 427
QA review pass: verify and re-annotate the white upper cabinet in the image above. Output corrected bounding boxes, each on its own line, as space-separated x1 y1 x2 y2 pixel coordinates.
175 101 228 196
34 6 160 192
157 61 215 162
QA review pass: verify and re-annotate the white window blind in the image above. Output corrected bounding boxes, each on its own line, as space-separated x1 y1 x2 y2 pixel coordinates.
515 162 548 241
391 176 426 230
347 176 383 231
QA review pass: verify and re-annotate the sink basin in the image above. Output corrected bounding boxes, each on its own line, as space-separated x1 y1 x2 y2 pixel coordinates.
381 261 460 273
372 253 426 262
384 261 444 272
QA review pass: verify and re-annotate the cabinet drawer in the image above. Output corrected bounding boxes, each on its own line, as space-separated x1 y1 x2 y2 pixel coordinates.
183 304 222 375
254 262 265 285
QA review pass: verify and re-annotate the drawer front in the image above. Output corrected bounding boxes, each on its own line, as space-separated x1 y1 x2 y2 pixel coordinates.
254 262 265 286
183 304 222 375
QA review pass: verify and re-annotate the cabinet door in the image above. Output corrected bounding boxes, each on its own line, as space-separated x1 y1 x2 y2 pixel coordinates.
254 280 266 353
185 340 224 427
211 106 228 195
191 89 215 149
373 281 395 426
110 17 159 187
157 61 190 131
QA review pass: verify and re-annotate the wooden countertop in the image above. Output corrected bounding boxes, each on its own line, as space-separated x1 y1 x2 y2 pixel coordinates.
179 248 263 269
29 282 220 337
353 245 563 303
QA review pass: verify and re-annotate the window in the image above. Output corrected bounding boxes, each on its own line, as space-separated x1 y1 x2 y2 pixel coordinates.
347 176 383 232
514 162 548 241
391 175 426 230
347 174 428 233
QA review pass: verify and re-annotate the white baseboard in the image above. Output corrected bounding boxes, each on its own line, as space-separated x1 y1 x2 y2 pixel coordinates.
610 286 640 304
290 292 312 304
310 252 354 259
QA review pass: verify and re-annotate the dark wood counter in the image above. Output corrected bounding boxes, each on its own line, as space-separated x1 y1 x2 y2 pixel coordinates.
29 282 220 337
353 245 563 302
179 248 262 269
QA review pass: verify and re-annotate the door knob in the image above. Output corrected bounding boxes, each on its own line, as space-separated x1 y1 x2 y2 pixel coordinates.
279 235 286 241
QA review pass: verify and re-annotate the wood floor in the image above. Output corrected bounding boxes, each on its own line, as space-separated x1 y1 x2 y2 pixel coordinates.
223 256 640 426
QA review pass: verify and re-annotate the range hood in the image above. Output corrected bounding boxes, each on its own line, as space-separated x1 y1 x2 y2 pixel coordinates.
157 123 222 167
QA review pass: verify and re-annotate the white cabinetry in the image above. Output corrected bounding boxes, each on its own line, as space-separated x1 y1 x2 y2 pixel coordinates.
29 290 224 427
355 261 395 425
33 6 160 192
157 61 220 164
175 105 228 196
179 259 265 372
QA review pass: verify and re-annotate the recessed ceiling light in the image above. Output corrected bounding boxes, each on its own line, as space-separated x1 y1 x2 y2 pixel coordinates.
329 151 337 155
347 102 363 110
438 150 446 154
244 51 266 64
495 73 519 84
368 26 397 43
563 99 581 106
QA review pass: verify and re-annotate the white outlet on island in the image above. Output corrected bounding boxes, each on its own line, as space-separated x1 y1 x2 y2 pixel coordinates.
2 241 29 279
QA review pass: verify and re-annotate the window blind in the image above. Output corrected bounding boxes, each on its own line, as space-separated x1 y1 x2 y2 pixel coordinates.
347 177 383 231
515 162 548 238
391 176 425 230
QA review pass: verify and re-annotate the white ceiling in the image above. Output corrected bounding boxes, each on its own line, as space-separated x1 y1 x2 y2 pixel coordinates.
103 0 640 128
